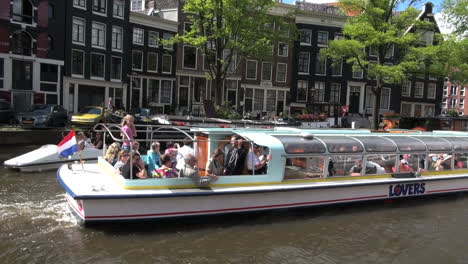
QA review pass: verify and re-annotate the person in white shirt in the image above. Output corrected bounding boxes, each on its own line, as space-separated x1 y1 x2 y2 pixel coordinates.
176 137 195 171
247 144 271 175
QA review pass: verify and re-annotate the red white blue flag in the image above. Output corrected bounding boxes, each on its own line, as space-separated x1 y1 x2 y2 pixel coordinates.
57 130 78 157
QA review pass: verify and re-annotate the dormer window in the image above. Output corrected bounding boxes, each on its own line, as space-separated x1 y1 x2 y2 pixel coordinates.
12 0 33 24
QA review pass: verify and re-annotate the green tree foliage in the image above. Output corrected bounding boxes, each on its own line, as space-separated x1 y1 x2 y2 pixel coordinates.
171 0 295 106
323 0 436 129
442 0 468 38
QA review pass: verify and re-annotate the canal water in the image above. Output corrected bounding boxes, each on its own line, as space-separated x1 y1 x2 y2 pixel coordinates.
1 146 468 264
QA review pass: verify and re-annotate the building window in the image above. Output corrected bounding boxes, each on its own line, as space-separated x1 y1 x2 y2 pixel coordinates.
254 89 264 111
178 77 189 107
0 58 4 88
261 62 272 81
277 63 287 82
47 35 53 51
450 99 457 108
298 52 310 74
112 26 123 51
223 50 236 73
330 83 341 104
110 56 122 80
385 44 394 58
148 52 158 72
162 54 172 73
422 31 434 46
161 80 172 104
381 87 391 109
113 0 124 18
317 31 329 46
163 33 173 49
72 17 85 44
92 22 106 48
331 59 342 76
132 50 143 71
48 4 55 20
148 31 159 47
352 67 363 79
451 85 457 95
71 50 84 76
244 88 253 112
415 82 424 98
334 33 344 40
312 82 325 103
11 31 32 56
93 0 107 14
183 46 197 69
297 80 308 103
278 42 288 57
246 60 257 80
12 0 33 24
460 99 464 109
131 0 145 11
401 102 412 116
369 46 378 57
402 80 411 97
40 64 58 92
73 0 86 9
315 53 326 75
266 90 276 111
300 30 312 45
427 83 436 99
133 28 144 45
91 53 105 78
461 86 466 96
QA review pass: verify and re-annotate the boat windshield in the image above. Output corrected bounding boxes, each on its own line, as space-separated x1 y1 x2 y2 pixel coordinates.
316 136 363 153
352 137 396 152
441 137 468 151
383 136 426 152
413 137 452 151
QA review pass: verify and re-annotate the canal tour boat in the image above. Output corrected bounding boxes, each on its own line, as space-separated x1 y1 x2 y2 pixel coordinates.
57 125 468 223
4 144 101 172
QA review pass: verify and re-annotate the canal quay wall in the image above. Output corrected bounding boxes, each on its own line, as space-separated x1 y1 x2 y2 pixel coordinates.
0 127 65 146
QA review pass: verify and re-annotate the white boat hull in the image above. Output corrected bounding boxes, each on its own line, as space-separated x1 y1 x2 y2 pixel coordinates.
59 164 468 222
4 145 100 172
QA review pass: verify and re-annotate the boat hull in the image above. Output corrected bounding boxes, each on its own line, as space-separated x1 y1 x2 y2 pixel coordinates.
64 176 468 222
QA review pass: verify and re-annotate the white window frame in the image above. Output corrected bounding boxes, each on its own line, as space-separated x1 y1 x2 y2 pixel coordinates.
90 52 105 80
73 0 86 10
380 87 391 109
162 33 173 50
298 52 310 75
277 42 288 57
331 59 342 77
110 56 122 82
401 102 413 116
131 0 145 11
72 17 85 45
162 54 172 74
315 53 327 76
91 22 106 49
300 30 312 45
414 82 424 98
92 0 107 16
261 62 272 81
385 44 394 58
317 31 329 47
427 83 436 99
148 31 159 47
182 45 197 70
147 52 158 73
402 80 411 97
276 63 287 83
133 28 144 45
132 50 143 71
245 60 258 80
113 0 124 19
112 26 123 52
71 49 85 78
330 83 341 104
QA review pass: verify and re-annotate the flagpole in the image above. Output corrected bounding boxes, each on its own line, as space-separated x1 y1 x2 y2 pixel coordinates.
78 149 84 170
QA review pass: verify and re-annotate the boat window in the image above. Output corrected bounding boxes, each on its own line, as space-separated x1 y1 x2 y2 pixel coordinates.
398 154 424 173
274 135 326 154
454 153 468 169
413 137 452 151
316 136 363 153
383 136 426 152
329 155 363 177
441 137 468 151
355 137 397 152
428 153 452 171
365 155 397 175
284 156 325 180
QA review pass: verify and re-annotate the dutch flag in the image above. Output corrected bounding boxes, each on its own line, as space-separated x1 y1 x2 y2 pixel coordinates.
57 130 78 157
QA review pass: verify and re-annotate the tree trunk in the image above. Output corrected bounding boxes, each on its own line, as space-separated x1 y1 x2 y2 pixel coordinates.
214 76 223 106
372 86 382 130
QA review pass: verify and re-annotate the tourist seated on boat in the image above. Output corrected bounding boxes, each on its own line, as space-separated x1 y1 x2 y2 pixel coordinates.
114 150 130 172
180 153 218 187
133 141 141 156
206 148 224 176
176 137 195 171
349 160 362 176
224 135 247 175
399 159 413 172
431 154 452 171
164 143 178 169
152 154 178 178
104 142 120 165
147 141 162 173
247 144 271 175
92 132 103 149
121 152 148 180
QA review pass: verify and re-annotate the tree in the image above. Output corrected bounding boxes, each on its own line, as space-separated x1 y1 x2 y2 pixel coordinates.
323 0 436 130
171 0 295 106
441 0 468 38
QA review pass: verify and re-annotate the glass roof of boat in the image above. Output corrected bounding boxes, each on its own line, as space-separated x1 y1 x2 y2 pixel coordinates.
273 135 468 154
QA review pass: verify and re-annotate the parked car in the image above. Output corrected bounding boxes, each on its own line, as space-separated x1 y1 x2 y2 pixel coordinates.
0 99 15 125
16 104 68 127
71 106 108 126
132 108 152 124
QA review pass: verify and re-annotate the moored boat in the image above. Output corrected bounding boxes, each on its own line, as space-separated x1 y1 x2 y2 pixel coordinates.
57 125 468 223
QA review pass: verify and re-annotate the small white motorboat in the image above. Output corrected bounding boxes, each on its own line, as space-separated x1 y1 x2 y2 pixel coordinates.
4 144 100 172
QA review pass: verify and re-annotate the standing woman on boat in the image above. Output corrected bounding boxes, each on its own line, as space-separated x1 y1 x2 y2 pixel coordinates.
121 115 136 152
